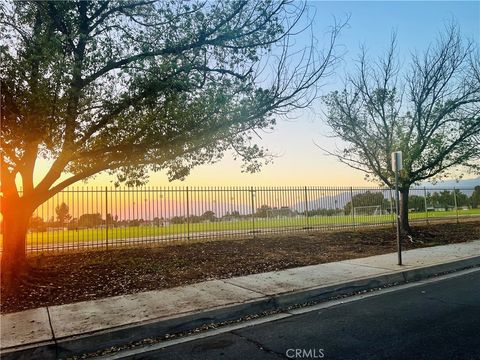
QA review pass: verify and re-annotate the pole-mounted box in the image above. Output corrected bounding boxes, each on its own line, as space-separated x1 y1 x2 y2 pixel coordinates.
391 151 403 171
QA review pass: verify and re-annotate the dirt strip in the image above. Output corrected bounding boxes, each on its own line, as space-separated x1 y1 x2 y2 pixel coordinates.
1 221 479 314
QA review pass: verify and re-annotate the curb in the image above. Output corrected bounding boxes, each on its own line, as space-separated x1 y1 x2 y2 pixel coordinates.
2 256 480 360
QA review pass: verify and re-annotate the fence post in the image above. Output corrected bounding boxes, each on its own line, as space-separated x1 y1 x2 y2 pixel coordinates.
251 187 255 236
186 186 190 239
304 186 309 230
424 187 429 225
453 187 459 224
350 187 355 230
105 186 109 250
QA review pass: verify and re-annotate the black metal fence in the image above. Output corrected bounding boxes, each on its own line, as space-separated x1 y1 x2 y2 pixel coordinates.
13 186 480 252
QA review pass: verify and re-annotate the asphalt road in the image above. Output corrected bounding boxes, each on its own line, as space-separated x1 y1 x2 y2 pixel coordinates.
128 269 480 360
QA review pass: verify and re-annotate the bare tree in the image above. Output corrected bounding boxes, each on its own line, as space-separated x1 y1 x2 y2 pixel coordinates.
321 24 480 234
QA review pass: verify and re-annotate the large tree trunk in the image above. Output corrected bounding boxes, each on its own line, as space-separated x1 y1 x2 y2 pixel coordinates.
1 197 34 291
399 187 412 235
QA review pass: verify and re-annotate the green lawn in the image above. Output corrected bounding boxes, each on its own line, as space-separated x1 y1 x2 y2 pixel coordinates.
25 208 480 246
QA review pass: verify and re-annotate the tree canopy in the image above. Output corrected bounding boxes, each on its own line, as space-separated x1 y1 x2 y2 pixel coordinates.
321 25 480 232
0 0 344 282
1 0 343 198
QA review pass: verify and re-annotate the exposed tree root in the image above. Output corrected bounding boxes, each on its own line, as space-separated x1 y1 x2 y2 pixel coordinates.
406 234 424 244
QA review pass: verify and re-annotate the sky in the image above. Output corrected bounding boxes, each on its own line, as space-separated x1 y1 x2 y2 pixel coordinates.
35 1 480 188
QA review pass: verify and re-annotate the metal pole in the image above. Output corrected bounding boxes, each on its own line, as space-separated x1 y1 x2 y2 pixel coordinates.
350 187 355 230
453 187 459 224
389 188 394 227
424 187 429 224
304 186 309 229
105 186 109 250
395 170 402 265
251 187 255 236
186 186 190 239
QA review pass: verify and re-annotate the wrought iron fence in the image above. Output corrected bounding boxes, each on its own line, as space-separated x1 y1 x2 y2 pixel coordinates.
11 186 480 252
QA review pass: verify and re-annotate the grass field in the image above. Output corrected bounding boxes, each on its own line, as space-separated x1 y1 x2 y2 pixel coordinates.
25 208 480 247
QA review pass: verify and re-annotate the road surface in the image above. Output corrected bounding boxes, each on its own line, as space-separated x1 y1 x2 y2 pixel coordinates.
119 269 480 360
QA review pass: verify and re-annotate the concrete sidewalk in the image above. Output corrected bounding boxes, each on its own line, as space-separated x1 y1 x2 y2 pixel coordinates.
2 240 480 360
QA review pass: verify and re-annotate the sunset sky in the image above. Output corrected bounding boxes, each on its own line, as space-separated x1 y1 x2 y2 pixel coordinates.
33 1 480 188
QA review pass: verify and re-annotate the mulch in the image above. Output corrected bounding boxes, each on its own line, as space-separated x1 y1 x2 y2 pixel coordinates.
1 221 479 314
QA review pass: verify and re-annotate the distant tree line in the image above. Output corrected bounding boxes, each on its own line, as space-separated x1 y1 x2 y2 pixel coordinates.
304 209 343 217
255 205 297 218
170 210 218 224
410 188 479 212
342 188 480 215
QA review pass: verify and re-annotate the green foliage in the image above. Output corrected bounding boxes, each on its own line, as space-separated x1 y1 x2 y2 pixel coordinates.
223 210 241 219
170 210 217 224
1 0 342 200
472 186 480 209
305 208 341 217
78 213 103 227
201 210 216 222
55 202 72 225
454 190 470 207
256 204 272 218
428 190 471 210
170 216 186 225
408 195 426 212
29 215 46 232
